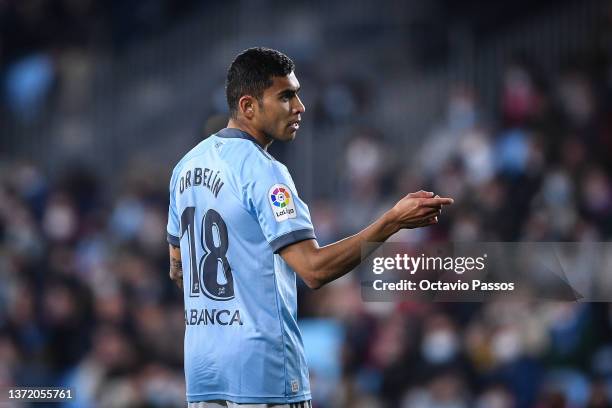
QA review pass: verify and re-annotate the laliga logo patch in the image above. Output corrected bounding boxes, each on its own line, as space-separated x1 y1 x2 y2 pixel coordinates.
269 184 297 222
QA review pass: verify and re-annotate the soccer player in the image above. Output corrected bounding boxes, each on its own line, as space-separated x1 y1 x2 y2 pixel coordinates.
166 47 453 408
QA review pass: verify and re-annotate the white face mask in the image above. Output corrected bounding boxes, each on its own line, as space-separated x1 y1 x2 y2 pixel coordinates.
476 390 513 408
421 329 458 364
492 328 522 363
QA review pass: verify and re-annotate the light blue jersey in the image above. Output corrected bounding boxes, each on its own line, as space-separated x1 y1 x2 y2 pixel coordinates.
166 128 315 404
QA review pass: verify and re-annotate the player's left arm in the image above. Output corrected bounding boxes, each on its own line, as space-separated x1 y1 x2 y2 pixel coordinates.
168 244 183 289
280 191 452 289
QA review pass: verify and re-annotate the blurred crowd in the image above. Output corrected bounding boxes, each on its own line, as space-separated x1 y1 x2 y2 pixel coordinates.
0 0 203 124
2 1 612 408
296 20 612 408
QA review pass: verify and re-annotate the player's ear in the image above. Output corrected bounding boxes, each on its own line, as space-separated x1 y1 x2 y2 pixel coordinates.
238 96 257 119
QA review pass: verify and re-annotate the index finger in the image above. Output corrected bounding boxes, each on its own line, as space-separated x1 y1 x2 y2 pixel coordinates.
421 197 454 207
408 190 435 199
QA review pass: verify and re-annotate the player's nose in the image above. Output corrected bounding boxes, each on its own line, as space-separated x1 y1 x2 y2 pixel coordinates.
294 95 306 114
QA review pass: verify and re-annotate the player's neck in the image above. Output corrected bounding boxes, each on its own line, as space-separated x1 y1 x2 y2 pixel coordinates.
226 119 273 150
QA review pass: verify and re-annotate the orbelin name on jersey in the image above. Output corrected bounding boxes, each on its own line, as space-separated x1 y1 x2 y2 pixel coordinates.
184 308 243 326
179 167 224 198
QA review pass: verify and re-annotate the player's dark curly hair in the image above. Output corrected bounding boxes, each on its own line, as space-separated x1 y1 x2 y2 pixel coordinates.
226 47 295 119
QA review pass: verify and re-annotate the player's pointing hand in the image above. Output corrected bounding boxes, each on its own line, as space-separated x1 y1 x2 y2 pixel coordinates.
389 190 454 230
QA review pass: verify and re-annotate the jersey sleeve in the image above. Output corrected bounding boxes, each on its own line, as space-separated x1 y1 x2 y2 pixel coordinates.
167 169 180 247
245 160 316 253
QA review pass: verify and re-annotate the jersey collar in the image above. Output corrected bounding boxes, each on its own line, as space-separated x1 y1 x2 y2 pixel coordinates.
215 128 261 145
214 128 275 160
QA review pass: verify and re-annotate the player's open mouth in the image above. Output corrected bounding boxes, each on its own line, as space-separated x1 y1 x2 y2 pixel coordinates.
289 121 300 131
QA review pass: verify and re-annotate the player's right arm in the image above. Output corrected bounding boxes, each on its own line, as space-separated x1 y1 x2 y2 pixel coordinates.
169 244 183 289
167 166 182 290
280 191 453 289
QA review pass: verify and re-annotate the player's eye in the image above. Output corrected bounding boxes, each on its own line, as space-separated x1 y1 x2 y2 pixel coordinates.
280 91 295 102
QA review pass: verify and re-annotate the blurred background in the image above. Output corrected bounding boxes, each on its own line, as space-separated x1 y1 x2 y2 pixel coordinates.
1 0 612 407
